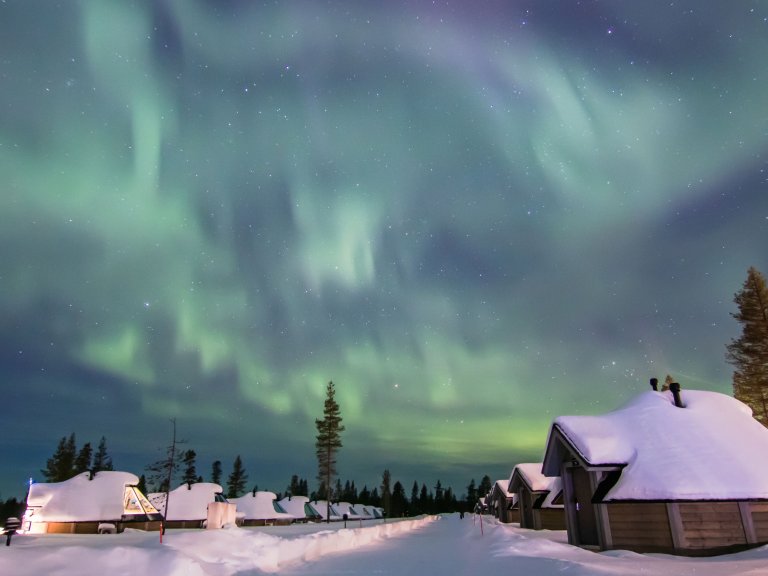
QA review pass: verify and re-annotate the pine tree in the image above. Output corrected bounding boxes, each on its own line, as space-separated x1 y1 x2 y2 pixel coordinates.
466 478 477 510
211 460 222 485
381 469 392 517
137 474 147 495
478 475 493 500
92 437 113 472
410 481 420 515
74 442 92 474
419 483 429 513
288 474 301 497
42 433 77 482
315 381 345 522
391 481 407 517
226 455 248 498
726 267 768 426
181 450 198 485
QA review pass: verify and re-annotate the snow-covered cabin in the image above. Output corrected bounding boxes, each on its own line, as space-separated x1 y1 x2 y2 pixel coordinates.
230 491 293 526
148 482 230 529
23 471 162 534
488 478 518 524
277 495 322 523
312 500 342 522
508 464 564 530
542 382 768 555
358 505 383 519
334 501 363 521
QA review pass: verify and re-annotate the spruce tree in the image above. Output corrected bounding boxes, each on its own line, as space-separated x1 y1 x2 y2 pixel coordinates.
288 474 301 497
391 481 407 517
74 442 92 474
92 437 113 472
478 475 493 500
181 450 198 485
410 481 420 515
42 433 77 482
226 455 248 498
466 478 477 510
211 460 222 485
726 267 768 426
381 469 392 517
315 381 344 522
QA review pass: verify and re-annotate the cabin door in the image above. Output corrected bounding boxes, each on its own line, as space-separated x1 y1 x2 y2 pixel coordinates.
520 490 534 529
569 466 599 546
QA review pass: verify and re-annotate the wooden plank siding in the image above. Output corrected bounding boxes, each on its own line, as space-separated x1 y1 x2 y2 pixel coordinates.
750 502 768 542
678 502 746 550
606 503 673 552
538 508 566 531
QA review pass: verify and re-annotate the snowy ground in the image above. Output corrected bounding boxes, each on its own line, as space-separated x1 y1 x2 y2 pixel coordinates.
3 514 768 575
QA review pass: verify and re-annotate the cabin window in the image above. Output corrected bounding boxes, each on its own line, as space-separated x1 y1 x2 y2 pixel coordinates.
304 503 318 516
123 486 160 515
214 493 228 503
123 487 144 514
273 501 288 514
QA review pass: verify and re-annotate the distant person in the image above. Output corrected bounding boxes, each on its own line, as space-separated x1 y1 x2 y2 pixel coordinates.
4 517 21 546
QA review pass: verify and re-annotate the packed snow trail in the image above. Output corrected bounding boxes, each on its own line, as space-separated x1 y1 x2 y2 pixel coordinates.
280 514 768 576
3 514 768 575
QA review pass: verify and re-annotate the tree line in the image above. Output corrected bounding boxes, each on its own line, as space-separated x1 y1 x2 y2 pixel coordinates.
34 432 492 515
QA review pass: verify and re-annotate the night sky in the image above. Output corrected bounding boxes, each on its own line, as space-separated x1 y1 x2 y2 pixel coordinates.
1 1 767 500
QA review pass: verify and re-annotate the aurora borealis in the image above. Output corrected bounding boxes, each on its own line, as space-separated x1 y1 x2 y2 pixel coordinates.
1 1 767 498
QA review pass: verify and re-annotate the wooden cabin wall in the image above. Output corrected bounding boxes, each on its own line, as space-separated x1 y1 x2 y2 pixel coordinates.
537 508 566 531
677 502 747 550
164 520 204 529
501 504 519 524
606 503 673 552
750 502 768 542
44 521 101 534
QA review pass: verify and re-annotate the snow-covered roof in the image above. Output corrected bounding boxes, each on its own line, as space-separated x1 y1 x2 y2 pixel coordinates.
492 478 513 498
26 471 153 522
334 502 363 519
542 389 768 501
148 483 223 521
509 463 552 493
312 500 342 520
277 496 321 520
230 491 293 522
539 478 563 509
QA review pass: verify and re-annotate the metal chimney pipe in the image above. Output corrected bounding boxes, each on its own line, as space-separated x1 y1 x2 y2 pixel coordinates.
650 378 658 391
670 382 683 408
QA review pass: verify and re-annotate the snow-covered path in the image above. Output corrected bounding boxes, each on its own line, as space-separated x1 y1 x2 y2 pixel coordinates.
282 515 768 576
3 515 768 575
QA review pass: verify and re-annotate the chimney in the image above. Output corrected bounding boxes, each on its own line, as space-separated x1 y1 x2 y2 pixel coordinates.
650 378 658 391
670 382 683 408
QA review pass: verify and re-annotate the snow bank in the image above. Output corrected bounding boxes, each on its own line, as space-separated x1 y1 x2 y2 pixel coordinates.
166 516 436 572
